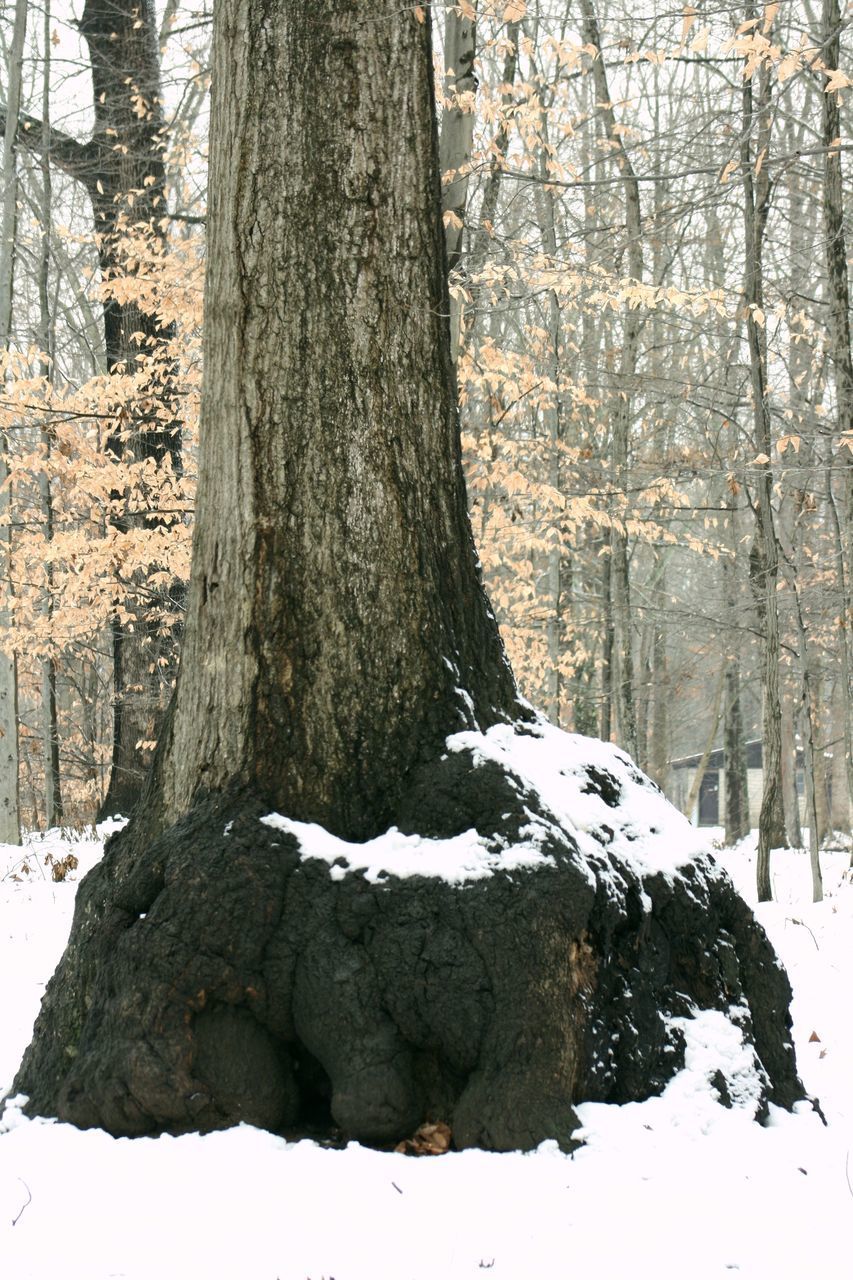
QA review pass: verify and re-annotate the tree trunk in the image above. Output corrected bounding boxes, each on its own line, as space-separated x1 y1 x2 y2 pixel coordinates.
37 0 63 829
820 0 853 851
439 0 476 364
12 0 803 1153
741 24 786 899
141 0 523 844
780 689 802 848
684 664 725 823
0 0 183 819
649 606 669 793
581 0 641 762
79 0 182 820
0 0 28 846
600 546 614 741
829 677 849 834
724 661 750 846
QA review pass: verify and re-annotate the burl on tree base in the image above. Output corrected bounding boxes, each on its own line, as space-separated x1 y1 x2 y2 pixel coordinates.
13 728 802 1150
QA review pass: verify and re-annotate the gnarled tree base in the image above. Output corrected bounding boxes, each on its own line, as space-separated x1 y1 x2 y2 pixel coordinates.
12 734 802 1150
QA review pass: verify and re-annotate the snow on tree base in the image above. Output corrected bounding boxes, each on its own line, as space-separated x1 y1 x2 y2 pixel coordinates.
11 721 803 1150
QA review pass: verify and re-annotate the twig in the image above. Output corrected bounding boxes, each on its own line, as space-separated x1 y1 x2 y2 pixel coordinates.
11 1178 31 1227
788 916 820 951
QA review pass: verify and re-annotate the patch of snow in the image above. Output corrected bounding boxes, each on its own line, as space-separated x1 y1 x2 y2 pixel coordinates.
663 1006 767 1119
259 814 554 884
448 718 712 879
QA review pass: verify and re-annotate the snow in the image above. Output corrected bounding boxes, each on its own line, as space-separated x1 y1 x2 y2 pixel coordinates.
263 720 708 888
260 813 555 883
448 719 710 878
1 822 852 1279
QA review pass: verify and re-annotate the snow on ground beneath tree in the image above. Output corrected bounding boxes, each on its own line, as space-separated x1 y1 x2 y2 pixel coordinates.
1 823 852 1279
262 719 707 887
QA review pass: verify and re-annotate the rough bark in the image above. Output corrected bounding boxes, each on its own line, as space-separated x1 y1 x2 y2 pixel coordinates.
14 742 802 1146
11 0 804 1152
146 0 522 843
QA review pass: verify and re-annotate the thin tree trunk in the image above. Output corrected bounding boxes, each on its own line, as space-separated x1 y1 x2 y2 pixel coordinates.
780 686 802 847
649 603 669 792
530 77 564 728
0 0 183 819
0 0 27 846
741 18 785 899
600 547 614 741
36 0 62 828
581 0 640 760
469 20 519 271
684 664 725 823
724 659 750 844
820 0 853 851
439 0 477 364
78 0 182 819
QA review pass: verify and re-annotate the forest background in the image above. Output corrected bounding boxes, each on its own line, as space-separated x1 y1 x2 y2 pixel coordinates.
0 0 850 887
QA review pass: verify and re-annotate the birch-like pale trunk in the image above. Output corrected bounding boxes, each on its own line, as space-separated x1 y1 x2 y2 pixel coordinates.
0 0 28 846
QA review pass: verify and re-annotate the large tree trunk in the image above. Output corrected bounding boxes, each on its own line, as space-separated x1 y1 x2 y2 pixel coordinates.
11 0 803 1153
153 0 521 842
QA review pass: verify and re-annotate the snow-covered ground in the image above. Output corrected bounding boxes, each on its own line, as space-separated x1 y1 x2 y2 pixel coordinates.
0 823 851 1280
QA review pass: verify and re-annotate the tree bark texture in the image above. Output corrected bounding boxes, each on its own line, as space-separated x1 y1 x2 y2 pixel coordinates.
10 1 804 1153
14 748 802 1146
145 0 522 842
